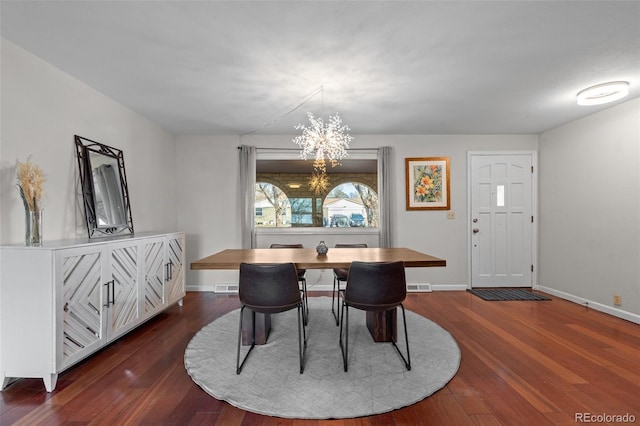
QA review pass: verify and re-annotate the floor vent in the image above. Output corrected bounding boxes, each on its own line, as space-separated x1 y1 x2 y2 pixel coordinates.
407 283 432 292
214 284 239 294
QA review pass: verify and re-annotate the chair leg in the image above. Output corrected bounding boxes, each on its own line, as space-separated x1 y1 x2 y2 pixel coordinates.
331 276 340 325
332 278 345 326
389 305 411 371
339 302 349 372
304 278 309 324
298 303 307 374
236 307 256 374
339 305 410 373
301 304 307 348
300 278 309 325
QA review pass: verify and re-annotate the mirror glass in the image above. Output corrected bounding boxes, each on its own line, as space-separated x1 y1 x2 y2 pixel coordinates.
75 135 134 238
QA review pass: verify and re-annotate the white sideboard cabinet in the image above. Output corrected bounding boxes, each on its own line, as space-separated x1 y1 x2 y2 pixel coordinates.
0 232 185 392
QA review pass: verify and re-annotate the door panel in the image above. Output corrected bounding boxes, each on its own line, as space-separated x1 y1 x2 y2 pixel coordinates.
166 235 185 303
59 249 105 367
471 154 534 287
109 244 139 338
144 239 166 314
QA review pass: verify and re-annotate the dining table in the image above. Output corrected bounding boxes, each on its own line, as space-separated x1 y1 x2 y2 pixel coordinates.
191 247 446 344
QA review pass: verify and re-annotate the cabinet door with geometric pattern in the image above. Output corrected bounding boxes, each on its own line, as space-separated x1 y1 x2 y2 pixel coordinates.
166 234 185 305
143 237 166 316
58 246 107 369
107 241 141 340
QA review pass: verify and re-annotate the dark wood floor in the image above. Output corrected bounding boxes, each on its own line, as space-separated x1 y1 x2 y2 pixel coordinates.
1 290 639 425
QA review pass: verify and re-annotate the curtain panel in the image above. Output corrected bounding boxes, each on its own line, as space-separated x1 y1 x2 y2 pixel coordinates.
239 145 256 248
378 146 393 248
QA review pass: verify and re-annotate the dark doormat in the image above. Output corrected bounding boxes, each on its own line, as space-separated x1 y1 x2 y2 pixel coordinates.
467 288 551 301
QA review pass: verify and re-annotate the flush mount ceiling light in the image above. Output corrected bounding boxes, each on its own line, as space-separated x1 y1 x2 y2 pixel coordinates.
577 81 630 106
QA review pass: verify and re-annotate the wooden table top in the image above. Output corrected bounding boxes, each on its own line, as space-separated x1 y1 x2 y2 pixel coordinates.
190 247 446 270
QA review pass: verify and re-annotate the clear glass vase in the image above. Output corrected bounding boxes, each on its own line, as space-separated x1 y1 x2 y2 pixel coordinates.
25 209 43 246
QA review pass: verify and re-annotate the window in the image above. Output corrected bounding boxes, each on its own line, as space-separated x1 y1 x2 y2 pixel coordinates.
496 185 505 207
255 182 290 227
254 155 379 228
324 183 378 228
290 198 313 225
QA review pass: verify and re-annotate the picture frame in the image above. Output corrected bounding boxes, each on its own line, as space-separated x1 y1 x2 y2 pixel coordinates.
405 157 450 210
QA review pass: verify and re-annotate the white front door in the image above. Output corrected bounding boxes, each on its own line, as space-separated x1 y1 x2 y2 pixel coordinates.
469 153 535 287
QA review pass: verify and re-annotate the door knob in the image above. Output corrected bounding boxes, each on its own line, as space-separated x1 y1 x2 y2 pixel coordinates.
473 228 480 233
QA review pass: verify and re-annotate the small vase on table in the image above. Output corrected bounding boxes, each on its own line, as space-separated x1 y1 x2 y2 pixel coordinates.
316 240 329 255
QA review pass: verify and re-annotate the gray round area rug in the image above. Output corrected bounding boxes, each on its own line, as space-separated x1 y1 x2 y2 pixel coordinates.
184 296 460 419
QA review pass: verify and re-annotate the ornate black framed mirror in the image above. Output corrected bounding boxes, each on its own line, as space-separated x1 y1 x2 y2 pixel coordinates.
75 135 134 238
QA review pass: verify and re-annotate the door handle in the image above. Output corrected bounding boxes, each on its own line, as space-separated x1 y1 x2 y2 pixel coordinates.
165 262 172 282
103 280 115 307
473 228 480 234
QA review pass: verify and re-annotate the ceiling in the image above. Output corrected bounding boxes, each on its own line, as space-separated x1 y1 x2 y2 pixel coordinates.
2 1 639 136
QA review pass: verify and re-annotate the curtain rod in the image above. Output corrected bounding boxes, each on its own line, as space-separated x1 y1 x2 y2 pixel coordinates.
237 146 379 151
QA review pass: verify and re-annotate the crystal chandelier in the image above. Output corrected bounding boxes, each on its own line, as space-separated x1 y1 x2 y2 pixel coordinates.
294 111 353 195
293 112 353 168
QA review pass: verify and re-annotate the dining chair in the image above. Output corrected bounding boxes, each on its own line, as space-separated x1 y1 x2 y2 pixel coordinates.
339 261 411 372
331 243 368 325
236 262 307 374
269 243 308 324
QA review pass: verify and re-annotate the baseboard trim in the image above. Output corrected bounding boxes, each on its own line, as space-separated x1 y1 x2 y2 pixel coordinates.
187 283 469 293
186 284 217 292
432 284 468 291
538 286 640 325
186 283 639 324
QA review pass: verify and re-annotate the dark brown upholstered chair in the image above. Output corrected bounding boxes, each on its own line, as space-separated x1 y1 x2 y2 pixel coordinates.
269 243 308 324
332 243 368 325
339 261 411 372
236 262 307 374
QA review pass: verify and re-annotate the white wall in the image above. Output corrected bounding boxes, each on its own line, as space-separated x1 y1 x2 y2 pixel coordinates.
175 135 243 288
176 133 538 290
0 39 178 243
539 98 640 319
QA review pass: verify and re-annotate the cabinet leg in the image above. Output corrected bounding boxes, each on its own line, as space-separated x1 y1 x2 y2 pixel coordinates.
178 298 184 307
43 374 58 392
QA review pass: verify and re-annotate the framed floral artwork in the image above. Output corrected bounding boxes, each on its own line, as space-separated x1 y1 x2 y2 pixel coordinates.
405 157 450 210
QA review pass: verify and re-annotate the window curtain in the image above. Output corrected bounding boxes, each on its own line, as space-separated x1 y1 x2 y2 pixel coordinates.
378 146 393 248
239 145 256 248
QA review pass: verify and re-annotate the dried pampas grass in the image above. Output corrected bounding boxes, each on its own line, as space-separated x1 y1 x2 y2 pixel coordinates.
16 158 46 211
